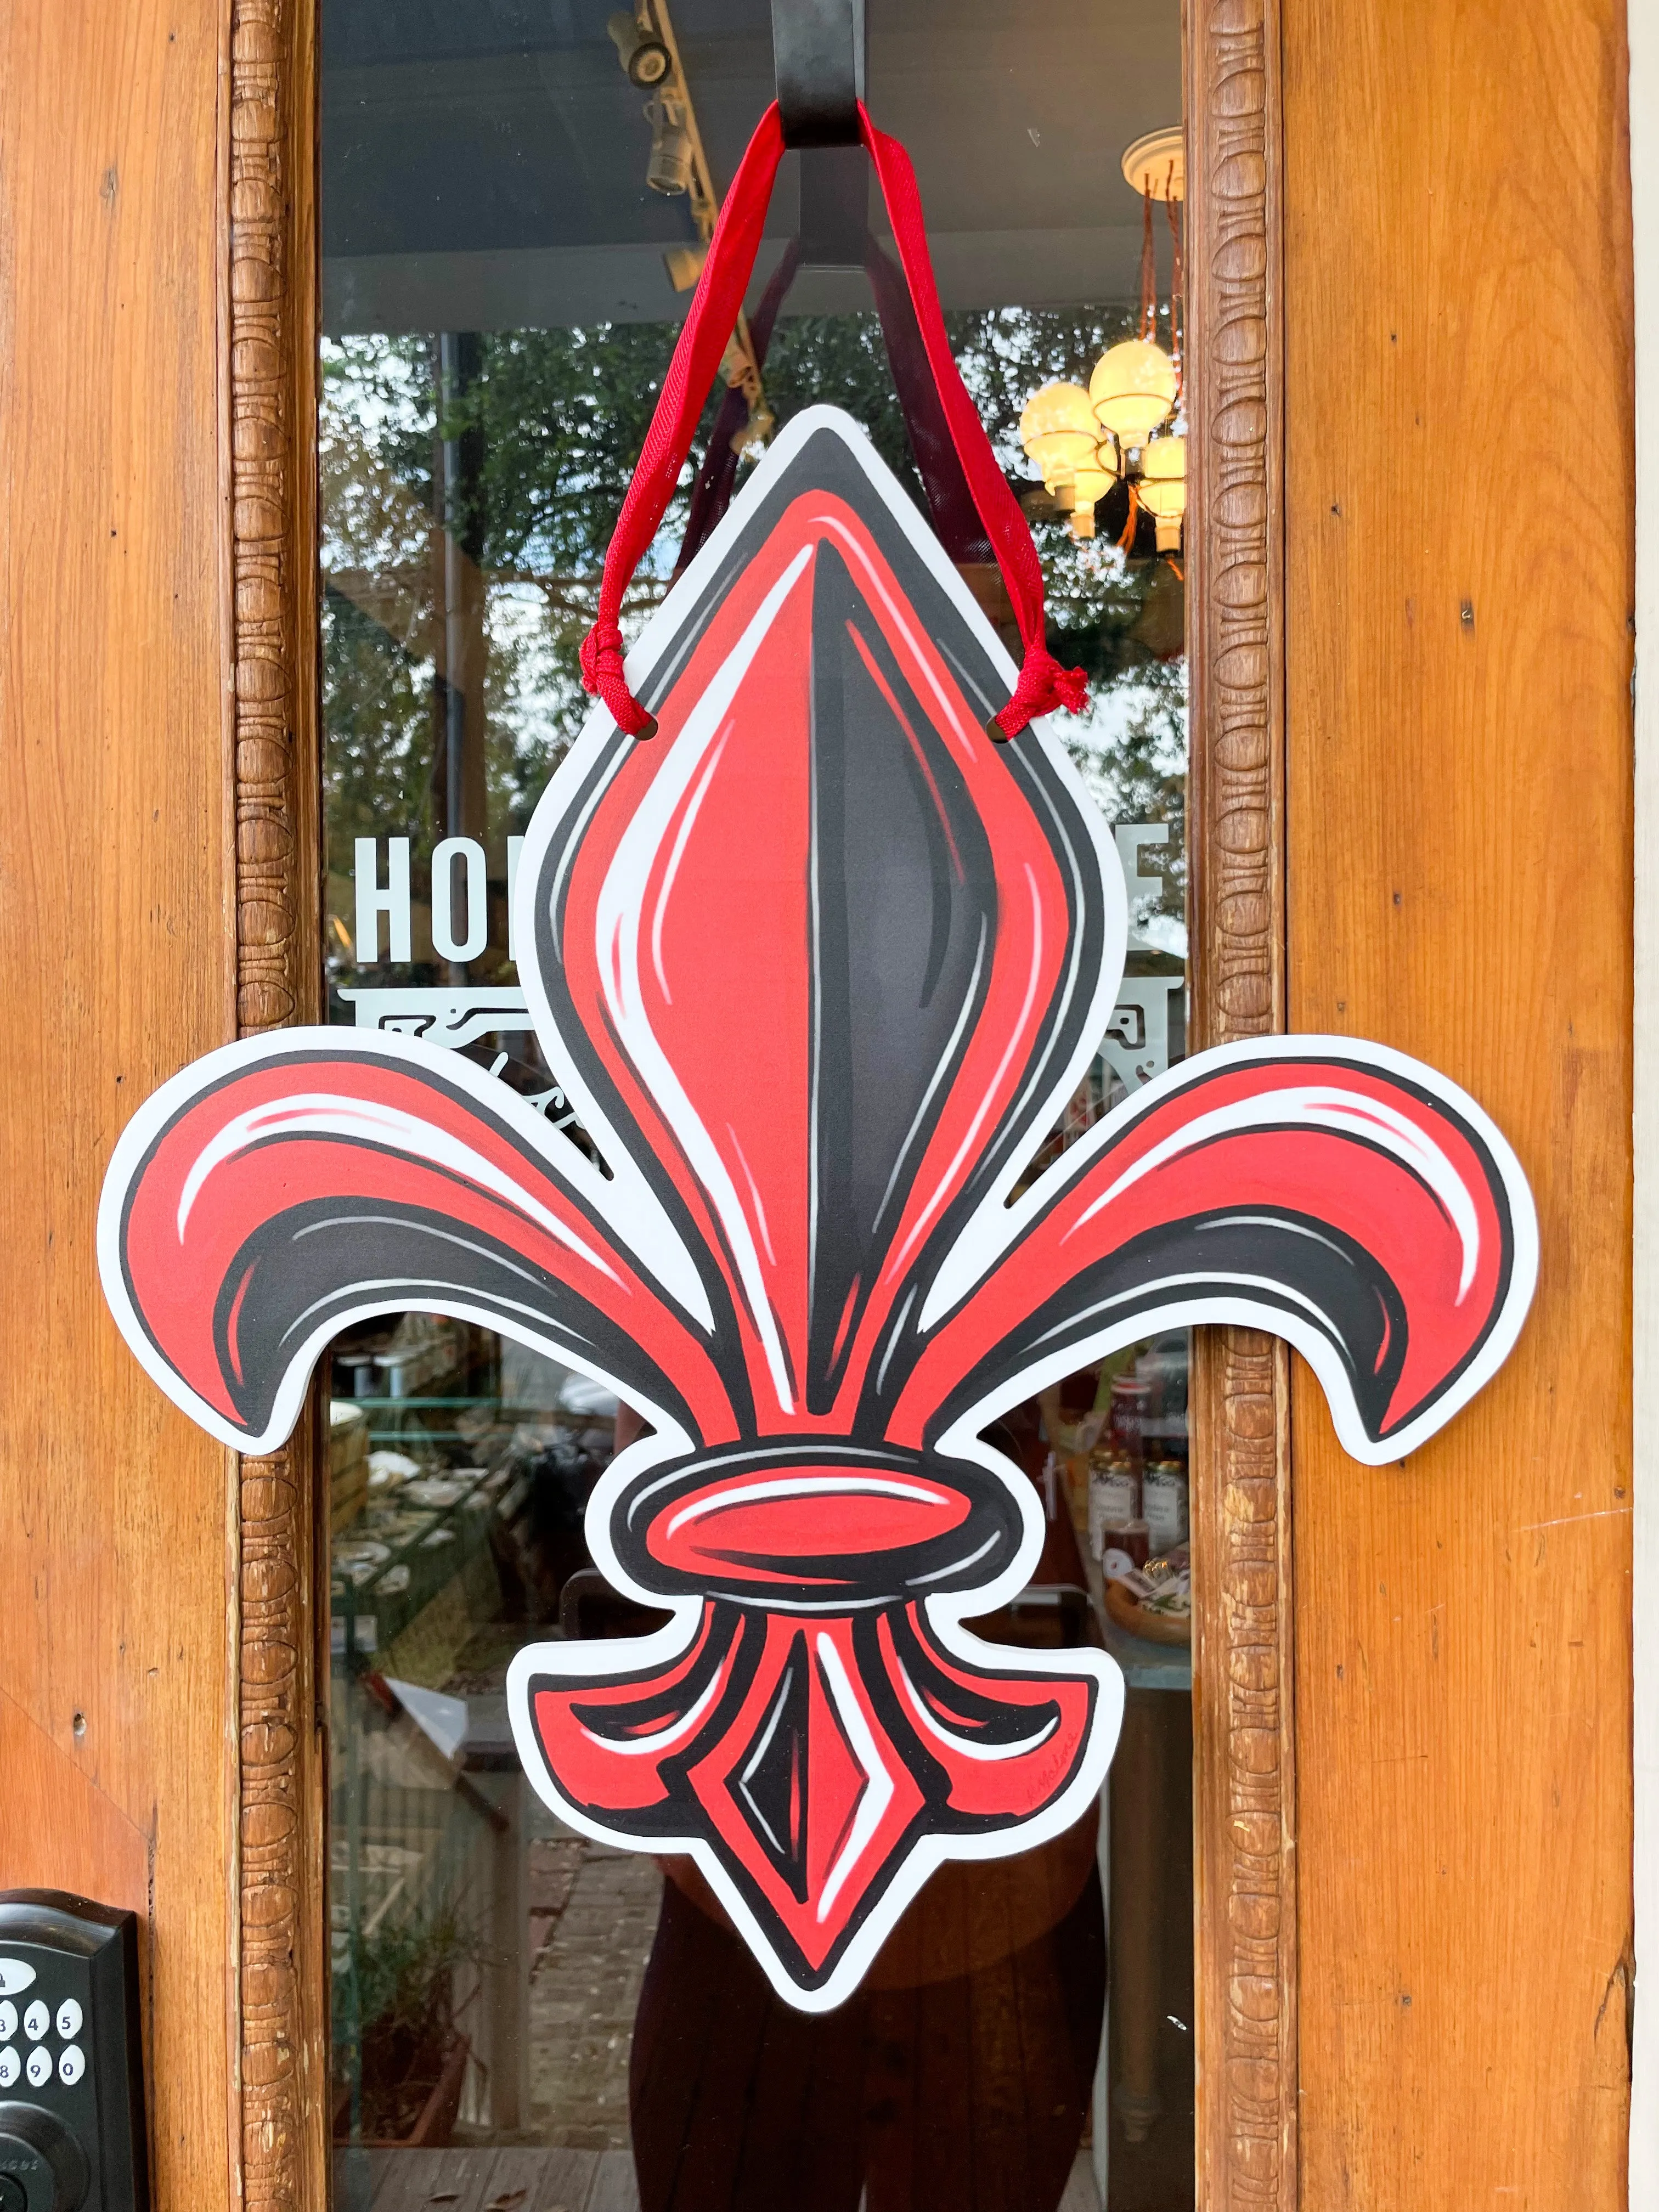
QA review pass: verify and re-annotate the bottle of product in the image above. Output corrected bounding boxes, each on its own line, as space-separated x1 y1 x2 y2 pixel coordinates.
1087 1443 1141 1561
1101 1519 1151 1574
1143 1455 1190 1550
1109 1373 1151 1476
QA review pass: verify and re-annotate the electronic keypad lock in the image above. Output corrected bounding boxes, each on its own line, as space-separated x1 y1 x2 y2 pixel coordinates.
0 1894 146 2212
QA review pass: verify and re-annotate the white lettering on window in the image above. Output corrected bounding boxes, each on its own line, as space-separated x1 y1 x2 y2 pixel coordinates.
431 836 488 963
1102 975 1184 1092
354 836 411 964
1113 823 1170 951
507 834 524 963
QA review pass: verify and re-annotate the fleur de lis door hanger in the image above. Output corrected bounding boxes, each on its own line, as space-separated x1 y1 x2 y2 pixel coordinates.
98 101 1537 2015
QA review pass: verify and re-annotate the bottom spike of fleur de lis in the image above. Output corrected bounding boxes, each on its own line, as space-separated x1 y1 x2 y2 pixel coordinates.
98 409 1537 2009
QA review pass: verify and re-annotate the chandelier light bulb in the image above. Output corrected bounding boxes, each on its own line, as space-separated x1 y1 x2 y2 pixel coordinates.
1018 381 1103 493
1137 433 1187 550
1069 461 1118 502
1088 338 1178 447
1058 457 1119 539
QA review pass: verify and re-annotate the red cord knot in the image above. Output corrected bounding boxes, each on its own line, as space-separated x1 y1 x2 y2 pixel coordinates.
578 618 658 739
989 647 1090 742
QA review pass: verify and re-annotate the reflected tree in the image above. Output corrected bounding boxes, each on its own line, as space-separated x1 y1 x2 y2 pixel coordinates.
321 300 1188 956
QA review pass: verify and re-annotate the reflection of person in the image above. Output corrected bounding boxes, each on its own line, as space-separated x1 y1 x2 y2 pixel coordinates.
614 1398 646 1458
631 1831 1104 2212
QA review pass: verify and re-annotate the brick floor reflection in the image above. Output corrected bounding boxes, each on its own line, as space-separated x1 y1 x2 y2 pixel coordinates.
528 1837 663 2150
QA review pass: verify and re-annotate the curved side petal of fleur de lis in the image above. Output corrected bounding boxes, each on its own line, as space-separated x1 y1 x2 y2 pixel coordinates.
98 408 1537 2010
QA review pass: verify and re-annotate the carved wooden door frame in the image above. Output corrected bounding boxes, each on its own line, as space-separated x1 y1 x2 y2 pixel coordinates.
219 2 1293 2204
1184 3 1295 2205
225 5 328 2208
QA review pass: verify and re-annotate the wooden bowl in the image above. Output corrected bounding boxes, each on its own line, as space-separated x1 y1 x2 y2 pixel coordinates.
1104 1577 1192 1647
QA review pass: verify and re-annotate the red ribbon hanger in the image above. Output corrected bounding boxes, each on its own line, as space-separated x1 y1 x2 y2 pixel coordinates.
578 100 1090 743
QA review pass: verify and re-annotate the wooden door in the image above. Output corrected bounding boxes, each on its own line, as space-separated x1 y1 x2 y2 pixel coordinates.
1282 2 1635 2202
0 2 321 2208
0 2 1635 2209
0 3 241 2207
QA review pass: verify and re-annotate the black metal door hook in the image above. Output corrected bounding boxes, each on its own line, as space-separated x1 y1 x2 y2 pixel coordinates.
771 0 866 148
772 0 868 267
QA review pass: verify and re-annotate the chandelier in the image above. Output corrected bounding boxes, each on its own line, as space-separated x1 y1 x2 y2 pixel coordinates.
1019 126 1186 552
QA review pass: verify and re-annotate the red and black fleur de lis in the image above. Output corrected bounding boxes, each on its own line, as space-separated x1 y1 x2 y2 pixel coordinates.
99 409 1536 2010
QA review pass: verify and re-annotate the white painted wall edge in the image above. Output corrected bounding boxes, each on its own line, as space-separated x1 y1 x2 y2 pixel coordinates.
1632 0 1657 2198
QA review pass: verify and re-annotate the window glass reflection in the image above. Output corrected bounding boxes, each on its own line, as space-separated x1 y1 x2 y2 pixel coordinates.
323 7 1192 2208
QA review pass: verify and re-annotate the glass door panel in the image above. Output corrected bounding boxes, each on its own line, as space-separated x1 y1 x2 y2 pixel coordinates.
321 8 1190 2206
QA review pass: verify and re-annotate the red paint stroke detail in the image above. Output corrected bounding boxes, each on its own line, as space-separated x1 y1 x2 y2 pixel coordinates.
557 489 1070 1437
646 1466 970 1584
117 1052 736 1442
891 1056 1508 1448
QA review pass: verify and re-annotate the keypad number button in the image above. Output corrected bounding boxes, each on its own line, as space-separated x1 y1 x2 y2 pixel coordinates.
21 2001 48 2043
0 2046 17 2088
24 2045 50 2088
57 2044 85 2087
0 2001 14 2041
55 1999 82 2040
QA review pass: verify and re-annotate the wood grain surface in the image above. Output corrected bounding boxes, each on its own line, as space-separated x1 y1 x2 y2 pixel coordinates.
0 3 237 2207
1283 0 1635 2201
